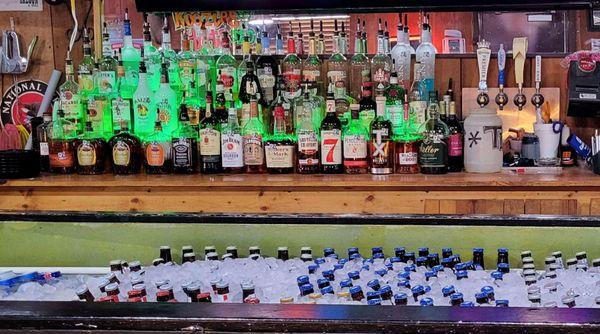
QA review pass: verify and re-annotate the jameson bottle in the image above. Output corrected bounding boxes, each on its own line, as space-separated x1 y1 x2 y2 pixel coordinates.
76 121 107 175
320 91 343 174
418 91 449 174
359 82 376 131
446 101 464 172
109 121 143 175
295 88 320 174
143 119 172 174
221 102 244 173
369 96 394 174
172 104 198 174
343 104 369 174
395 94 420 174
265 106 296 174
133 48 156 139
256 30 278 105
199 95 222 174
242 98 266 173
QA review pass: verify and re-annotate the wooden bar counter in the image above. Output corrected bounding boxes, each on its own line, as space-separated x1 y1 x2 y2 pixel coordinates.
0 167 599 215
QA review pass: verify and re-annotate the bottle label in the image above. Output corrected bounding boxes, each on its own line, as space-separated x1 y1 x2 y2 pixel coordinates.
196 60 208 87
60 90 81 120
373 68 390 87
220 66 236 89
39 142 49 156
173 138 194 167
97 71 116 94
243 134 264 165
343 135 367 159
302 69 321 83
359 109 376 129
320 129 342 165
298 131 319 155
50 149 74 168
188 105 201 127
112 141 131 166
155 98 174 127
448 133 463 157
370 128 391 165
77 140 97 166
168 62 181 86
146 142 166 166
178 59 195 87
199 128 221 156
388 105 403 129
221 133 244 168
327 70 347 97
419 141 447 167
112 98 132 129
257 67 276 102
133 96 152 121
409 101 428 125
398 152 418 165
78 73 94 92
265 144 294 168
283 69 302 100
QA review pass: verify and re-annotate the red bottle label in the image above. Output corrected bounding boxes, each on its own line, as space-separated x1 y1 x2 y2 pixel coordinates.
448 133 463 157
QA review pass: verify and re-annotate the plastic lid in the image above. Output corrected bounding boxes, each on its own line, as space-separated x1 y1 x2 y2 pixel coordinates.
367 279 380 288
456 270 468 278
411 285 424 294
278 246 288 251
404 265 416 272
349 286 362 294
182 245 193 251
495 299 509 306
375 269 387 276
442 285 455 295
320 286 334 294
460 301 475 307
498 248 508 253
394 292 408 300
300 283 314 292
450 292 464 301
420 297 434 306
397 279 410 288
348 271 360 279
350 253 361 260
317 278 330 286
340 279 353 288
322 270 334 277
368 298 382 305
481 286 494 295
491 271 503 279
297 275 310 284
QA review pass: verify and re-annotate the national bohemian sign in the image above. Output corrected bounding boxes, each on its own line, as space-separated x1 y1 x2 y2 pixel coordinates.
1 79 49 130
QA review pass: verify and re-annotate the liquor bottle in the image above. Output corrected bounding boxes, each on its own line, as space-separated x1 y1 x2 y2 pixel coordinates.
391 14 415 90
185 82 202 127
78 28 95 100
76 121 107 175
49 106 77 174
159 17 182 95
87 61 112 139
221 102 244 173
154 62 178 136
371 19 393 97
133 48 156 139
409 63 428 130
236 24 252 83
349 18 370 102
282 22 302 101
111 50 134 132
59 57 83 134
254 27 262 55
369 96 394 174
215 30 238 105
178 29 196 92
97 23 118 97
295 87 320 174
192 36 209 109
395 94 420 174
275 24 284 56
385 69 406 135
214 73 228 121
36 111 52 172
256 29 278 106
297 22 305 56
418 91 449 174
171 104 198 174
143 119 172 174
320 91 343 174
242 98 267 173
327 20 349 104
343 104 369 174
143 13 161 92
199 95 222 174
122 8 141 97
109 120 143 175
268 76 292 135
446 101 464 172
358 82 376 131
265 106 295 174
302 20 323 97
239 60 264 114
416 14 436 98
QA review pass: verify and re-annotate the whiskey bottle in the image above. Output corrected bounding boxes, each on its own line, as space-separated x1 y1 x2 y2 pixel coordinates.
265 106 296 174
49 106 77 174
171 104 198 174
418 91 449 174
295 87 320 174
446 101 464 172
36 111 52 172
108 121 143 175
242 98 267 173
199 95 222 174
320 91 343 174
143 119 172 174
395 94 420 174
76 121 107 175
221 102 244 173
343 104 369 174
369 96 394 174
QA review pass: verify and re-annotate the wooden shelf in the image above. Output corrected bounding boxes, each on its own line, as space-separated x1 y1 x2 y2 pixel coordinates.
1 167 598 215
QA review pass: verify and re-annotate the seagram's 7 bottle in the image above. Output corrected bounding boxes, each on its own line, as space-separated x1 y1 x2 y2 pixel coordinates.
320 90 343 174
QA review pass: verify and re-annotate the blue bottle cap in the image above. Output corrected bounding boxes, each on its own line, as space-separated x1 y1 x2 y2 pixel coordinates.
394 293 408 301
372 246 383 253
442 285 455 296
314 258 326 265
416 256 428 265
366 291 380 298
423 285 432 293
495 299 509 306
428 253 439 259
338 258 348 265
452 254 461 260
394 247 405 253
349 253 361 260
367 279 380 289
375 268 387 277
348 247 359 253
297 275 310 285
349 285 362 295
385 262 394 270
456 270 468 279
497 263 509 270
324 247 335 254
340 279 353 288
441 258 452 265
320 285 334 294
481 286 494 295
404 264 416 272
361 264 370 271
317 278 330 286
333 263 344 271
498 248 508 253
390 257 401 263
419 247 429 252
380 285 392 294
411 285 424 295
368 298 382 305
397 271 411 280
327 254 339 259
491 271 504 280
450 292 464 301
363 258 374 264
473 248 484 253
405 251 416 258
348 271 360 279
460 301 475 308
455 263 468 271
50 271 61 278
373 253 385 259
299 283 313 293
442 247 452 253
397 279 411 288
322 270 334 277
432 265 444 272
307 264 318 272
425 271 437 279
420 297 434 306
475 292 488 300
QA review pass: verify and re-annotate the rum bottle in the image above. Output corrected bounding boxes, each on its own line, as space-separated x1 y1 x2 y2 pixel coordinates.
76 121 107 175
395 94 420 174
418 91 449 174
221 102 244 173
265 106 296 174
171 104 198 174
143 119 172 174
369 96 394 174
242 98 267 173
108 121 143 175
320 91 343 174
446 101 464 172
343 104 369 174
199 95 222 174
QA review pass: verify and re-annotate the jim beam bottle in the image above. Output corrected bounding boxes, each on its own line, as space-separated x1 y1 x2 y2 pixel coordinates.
369 96 394 174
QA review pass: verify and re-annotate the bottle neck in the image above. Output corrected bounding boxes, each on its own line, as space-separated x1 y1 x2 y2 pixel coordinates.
287 35 296 54
309 37 317 56
273 108 286 134
161 32 172 50
421 27 432 44
377 35 385 54
376 99 386 117
354 36 362 55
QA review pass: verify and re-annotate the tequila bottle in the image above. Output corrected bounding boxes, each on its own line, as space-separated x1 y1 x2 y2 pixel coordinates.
385 70 406 135
418 91 449 174
143 120 172 174
349 18 370 102
369 96 394 174
154 62 179 136
76 121 107 175
416 15 436 98
111 51 133 132
97 23 118 97
216 30 239 106
121 8 141 97
371 19 393 97
391 14 415 89
282 22 302 101
302 20 323 97
78 28 95 99
256 30 278 106
143 13 161 92
294 87 320 174
59 58 83 134
133 49 156 139
242 98 267 173
159 17 181 96
343 104 369 174
108 121 143 175
199 96 222 174
395 93 420 174
221 102 244 173
178 30 196 92
265 105 296 174
320 91 343 174
171 104 198 174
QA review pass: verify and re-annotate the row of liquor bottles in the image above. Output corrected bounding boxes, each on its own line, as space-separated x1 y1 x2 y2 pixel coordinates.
38 88 463 175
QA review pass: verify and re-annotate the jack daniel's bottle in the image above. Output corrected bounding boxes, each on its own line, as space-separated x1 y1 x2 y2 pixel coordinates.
418 91 449 174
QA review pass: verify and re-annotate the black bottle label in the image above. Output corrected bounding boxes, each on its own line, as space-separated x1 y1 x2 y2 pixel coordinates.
419 141 447 167
173 138 193 167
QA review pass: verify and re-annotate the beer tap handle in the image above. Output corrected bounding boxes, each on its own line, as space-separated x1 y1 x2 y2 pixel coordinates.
512 37 528 110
